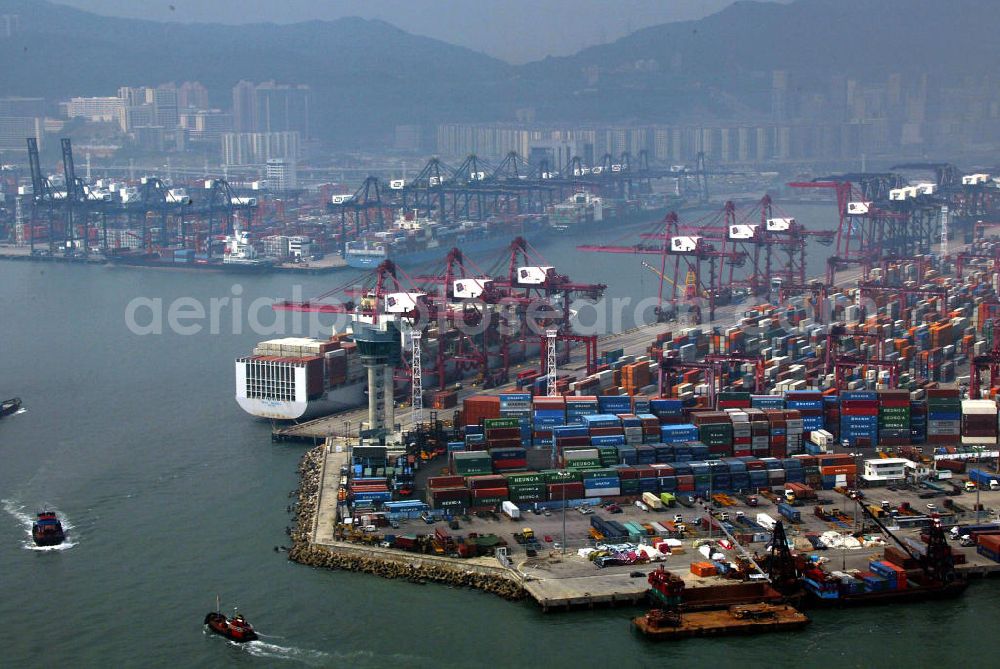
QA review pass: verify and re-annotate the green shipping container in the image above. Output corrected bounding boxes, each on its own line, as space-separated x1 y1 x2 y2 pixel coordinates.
543 470 581 482
620 479 640 493
582 469 619 480
484 417 522 429
505 473 544 485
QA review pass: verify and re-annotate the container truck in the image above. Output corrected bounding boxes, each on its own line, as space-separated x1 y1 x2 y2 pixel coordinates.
501 501 521 520
777 503 802 523
643 492 665 510
968 469 999 491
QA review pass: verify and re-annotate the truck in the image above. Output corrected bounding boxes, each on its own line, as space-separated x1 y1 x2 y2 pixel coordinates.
777 503 802 523
784 483 817 504
968 469 999 491
965 480 978 493
643 492 665 510
501 501 521 520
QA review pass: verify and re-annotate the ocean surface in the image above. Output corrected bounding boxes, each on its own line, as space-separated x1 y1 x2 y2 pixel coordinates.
2 203 997 667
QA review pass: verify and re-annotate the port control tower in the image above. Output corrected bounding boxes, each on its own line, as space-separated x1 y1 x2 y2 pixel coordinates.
353 319 402 435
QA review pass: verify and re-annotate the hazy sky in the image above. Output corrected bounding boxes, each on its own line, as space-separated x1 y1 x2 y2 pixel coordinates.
54 0 752 63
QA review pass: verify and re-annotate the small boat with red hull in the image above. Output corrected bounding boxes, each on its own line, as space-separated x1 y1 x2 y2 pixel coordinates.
32 512 66 547
204 601 258 643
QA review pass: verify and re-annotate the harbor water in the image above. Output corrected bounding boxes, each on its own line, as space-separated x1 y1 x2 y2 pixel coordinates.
2 203 998 667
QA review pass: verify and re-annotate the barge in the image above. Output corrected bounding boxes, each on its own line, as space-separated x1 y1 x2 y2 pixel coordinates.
633 602 810 639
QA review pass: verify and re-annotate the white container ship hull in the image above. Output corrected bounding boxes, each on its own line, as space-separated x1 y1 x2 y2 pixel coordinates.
234 335 365 421
235 381 365 421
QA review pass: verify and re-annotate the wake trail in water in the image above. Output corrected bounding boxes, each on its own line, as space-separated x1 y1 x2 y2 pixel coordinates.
236 640 332 666
3 498 78 551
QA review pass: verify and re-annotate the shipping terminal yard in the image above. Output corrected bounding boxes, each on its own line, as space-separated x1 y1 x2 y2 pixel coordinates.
10 135 1000 640
232 161 1000 639
10 1 1000 663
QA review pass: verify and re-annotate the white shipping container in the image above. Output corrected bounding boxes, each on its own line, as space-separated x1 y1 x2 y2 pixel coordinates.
501 501 520 519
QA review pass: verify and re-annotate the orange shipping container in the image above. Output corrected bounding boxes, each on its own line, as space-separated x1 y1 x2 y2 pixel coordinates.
690 561 717 577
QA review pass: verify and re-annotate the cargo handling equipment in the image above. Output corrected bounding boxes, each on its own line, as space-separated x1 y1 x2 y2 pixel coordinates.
799 501 967 606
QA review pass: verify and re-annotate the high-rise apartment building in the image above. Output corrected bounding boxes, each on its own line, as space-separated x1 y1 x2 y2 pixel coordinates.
231 81 311 138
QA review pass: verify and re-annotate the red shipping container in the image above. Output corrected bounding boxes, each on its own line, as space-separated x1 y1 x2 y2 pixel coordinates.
428 475 465 488
471 487 508 499
492 459 527 470
468 475 507 489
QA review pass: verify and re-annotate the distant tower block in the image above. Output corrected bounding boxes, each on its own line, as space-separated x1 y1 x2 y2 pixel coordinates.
353 320 402 434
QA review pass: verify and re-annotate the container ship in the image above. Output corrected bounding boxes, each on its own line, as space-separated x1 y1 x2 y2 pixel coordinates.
235 334 366 420
344 211 550 269
107 225 276 272
548 191 676 232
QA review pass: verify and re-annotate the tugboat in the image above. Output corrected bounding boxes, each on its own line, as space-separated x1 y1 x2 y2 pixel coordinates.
204 598 258 643
0 397 22 419
32 512 66 546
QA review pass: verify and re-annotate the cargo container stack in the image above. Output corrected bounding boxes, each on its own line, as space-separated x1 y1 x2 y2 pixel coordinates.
350 477 392 505
553 425 590 462
617 465 641 496
765 410 787 457
840 391 878 447
726 409 752 457
762 457 787 488
618 413 644 445
597 394 632 415
718 391 752 409
710 461 731 491
582 469 621 498
724 458 750 490
593 438 625 467
747 459 769 491
690 461 711 494
637 413 661 443
868 561 907 590
783 458 805 483
785 391 824 432
877 390 911 446
489 446 527 472
464 426 485 450
693 413 734 457
818 453 857 489
748 410 771 458
910 399 928 444
823 395 841 440
562 447 602 470
499 393 533 443
505 472 546 505
961 399 999 446
927 388 962 444
620 360 653 395
467 474 508 510
976 534 1000 563
565 395 599 424
649 398 686 423
532 396 565 446
785 409 805 455
426 475 469 511
483 417 522 452
450 451 493 476
462 395 500 430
